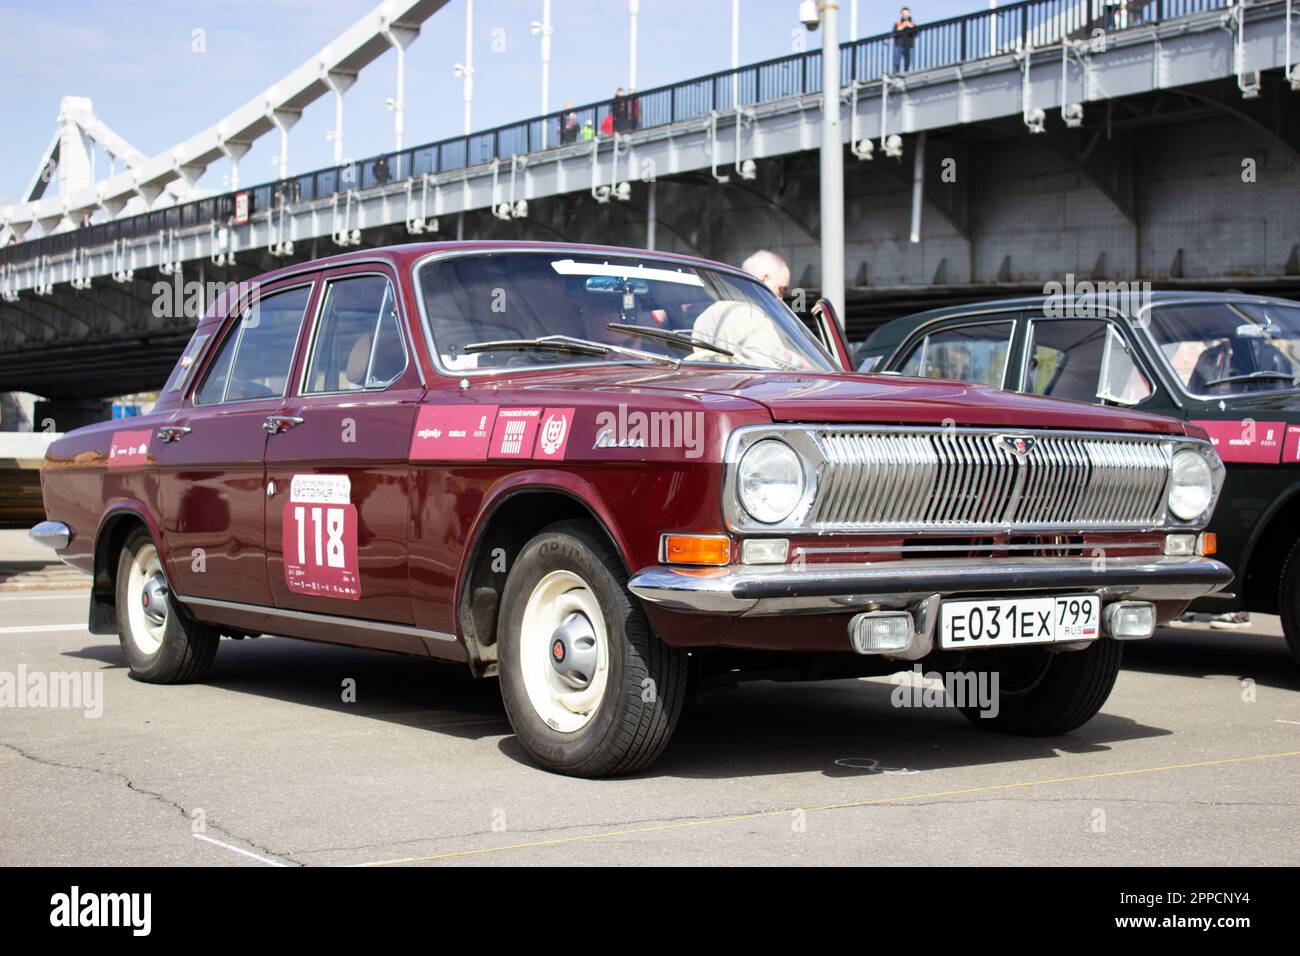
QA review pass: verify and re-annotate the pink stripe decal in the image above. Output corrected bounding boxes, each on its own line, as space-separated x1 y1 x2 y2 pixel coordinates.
1191 419 1286 464
1283 425 1300 465
410 405 498 461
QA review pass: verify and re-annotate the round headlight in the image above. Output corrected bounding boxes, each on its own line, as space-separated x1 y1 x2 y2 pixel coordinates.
1168 448 1213 521
737 440 805 524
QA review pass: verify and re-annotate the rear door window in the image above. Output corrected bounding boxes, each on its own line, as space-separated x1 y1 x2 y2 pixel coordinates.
193 285 313 405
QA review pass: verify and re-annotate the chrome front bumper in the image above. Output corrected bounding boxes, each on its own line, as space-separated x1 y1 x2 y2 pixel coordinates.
627 555 1233 616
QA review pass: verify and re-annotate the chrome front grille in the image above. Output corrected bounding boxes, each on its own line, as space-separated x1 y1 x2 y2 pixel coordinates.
808 429 1171 531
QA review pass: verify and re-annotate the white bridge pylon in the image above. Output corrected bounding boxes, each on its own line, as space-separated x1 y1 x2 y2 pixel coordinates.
2 0 446 241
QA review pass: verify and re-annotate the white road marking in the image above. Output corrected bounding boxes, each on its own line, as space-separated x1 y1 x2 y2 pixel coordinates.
192 833 288 867
0 592 90 602
1276 719 1300 726
0 623 88 634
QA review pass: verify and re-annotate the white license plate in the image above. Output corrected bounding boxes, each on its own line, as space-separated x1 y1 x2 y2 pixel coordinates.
939 595 1101 650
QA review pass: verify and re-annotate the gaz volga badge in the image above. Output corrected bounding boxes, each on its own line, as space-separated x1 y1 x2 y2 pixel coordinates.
281 474 360 600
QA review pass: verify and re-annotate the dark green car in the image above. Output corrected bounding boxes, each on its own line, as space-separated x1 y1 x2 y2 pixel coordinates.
859 292 1300 664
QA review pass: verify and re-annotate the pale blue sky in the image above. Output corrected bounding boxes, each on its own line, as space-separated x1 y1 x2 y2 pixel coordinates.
0 0 982 202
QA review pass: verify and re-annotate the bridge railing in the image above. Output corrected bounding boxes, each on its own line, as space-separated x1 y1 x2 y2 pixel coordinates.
0 0 1236 270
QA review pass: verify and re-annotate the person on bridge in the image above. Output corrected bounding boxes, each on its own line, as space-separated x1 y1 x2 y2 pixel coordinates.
742 249 791 300
893 7 918 74
561 101 579 144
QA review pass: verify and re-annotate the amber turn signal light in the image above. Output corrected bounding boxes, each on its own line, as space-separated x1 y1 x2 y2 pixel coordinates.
1198 532 1216 556
661 534 731 567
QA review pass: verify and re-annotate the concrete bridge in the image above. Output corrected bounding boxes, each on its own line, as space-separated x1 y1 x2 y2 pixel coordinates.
1 0 1298 414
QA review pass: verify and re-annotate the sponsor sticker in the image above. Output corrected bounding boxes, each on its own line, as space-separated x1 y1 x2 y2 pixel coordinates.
534 407 575 460
409 404 498 461
1192 419 1286 464
282 474 360 600
490 407 542 459
1284 425 1300 465
107 430 152 469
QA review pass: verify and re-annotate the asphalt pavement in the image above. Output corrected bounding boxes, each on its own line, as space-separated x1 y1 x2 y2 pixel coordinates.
2 584 1297 866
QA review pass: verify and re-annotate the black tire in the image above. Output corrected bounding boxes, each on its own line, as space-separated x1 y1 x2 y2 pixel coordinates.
954 639 1124 735
1279 538 1300 666
497 519 687 777
115 527 219 683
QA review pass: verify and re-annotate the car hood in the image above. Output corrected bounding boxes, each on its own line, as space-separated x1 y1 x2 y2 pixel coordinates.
501 366 1187 435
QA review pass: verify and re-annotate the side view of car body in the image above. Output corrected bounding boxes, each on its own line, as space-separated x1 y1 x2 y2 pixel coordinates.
32 244 1231 775
858 291 1300 664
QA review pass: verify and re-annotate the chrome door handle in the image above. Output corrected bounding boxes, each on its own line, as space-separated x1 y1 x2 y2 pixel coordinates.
263 415 304 434
158 425 192 443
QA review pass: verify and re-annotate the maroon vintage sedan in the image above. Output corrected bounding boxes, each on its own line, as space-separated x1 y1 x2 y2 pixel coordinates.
32 242 1231 776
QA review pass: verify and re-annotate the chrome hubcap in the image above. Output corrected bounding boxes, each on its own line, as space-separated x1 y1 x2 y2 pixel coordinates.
549 611 598 690
141 573 169 625
125 543 167 657
519 569 610 734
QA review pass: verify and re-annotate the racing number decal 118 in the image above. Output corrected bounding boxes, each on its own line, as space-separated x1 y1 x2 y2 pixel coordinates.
282 474 361 601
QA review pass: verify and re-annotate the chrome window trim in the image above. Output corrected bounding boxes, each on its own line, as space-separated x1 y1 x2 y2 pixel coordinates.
721 423 1222 535
1018 315 1157 405
410 245 831 380
190 280 317 408
882 306 1032 372
1133 297 1300 403
298 271 412 397
898 317 1018 389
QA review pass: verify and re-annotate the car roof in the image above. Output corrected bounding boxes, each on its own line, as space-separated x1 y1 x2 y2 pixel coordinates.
860 290 1300 358
246 240 755 287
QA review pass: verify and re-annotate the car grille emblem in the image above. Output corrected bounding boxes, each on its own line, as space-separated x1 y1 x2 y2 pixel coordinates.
995 434 1036 458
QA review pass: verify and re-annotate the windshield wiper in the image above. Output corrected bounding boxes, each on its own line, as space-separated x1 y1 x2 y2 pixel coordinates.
463 334 678 367
464 336 608 357
606 322 734 357
1203 371 1297 387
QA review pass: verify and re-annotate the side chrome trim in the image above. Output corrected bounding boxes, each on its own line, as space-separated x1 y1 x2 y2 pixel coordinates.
29 520 71 551
178 595 458 642
628 554 1233 616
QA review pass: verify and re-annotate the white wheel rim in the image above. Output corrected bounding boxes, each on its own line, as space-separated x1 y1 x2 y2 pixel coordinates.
125 543 168 657
518 569 609 734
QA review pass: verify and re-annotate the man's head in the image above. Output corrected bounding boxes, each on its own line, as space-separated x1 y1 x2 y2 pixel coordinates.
742 250 791 298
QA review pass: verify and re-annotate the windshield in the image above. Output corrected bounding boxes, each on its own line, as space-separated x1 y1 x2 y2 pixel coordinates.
1146 301 1300 397
415 251 834 373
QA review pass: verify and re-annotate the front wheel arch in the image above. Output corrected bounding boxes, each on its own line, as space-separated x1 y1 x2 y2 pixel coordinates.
456 486 630 677
1238 482 1300 613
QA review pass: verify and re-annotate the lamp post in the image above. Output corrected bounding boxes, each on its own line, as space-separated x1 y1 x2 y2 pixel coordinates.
629 0 640 90
800 1 845 320
531 0 553 145
453 0 475 135
731 0 740 106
